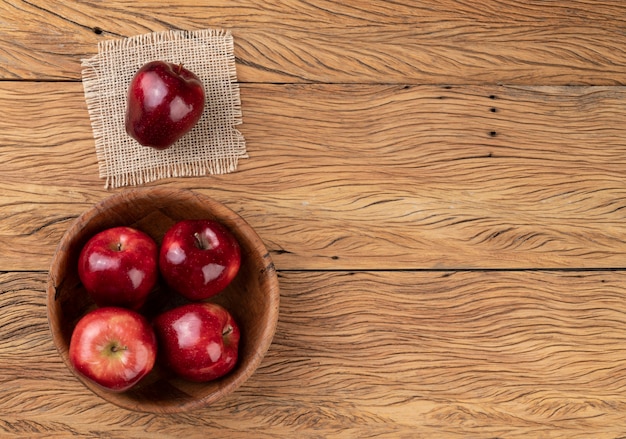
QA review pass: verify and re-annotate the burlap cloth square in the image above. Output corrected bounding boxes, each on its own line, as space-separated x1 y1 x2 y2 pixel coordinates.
81 29 247 188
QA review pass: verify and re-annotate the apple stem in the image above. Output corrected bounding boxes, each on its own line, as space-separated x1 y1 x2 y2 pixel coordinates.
176 63 183 74
110 345 127 353
223 325 233 337
193 232 207 250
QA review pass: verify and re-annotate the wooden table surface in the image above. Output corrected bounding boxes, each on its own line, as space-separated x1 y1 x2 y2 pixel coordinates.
2 1 626 437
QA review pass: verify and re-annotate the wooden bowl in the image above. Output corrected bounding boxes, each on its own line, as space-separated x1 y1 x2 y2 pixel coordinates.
46 188 280 413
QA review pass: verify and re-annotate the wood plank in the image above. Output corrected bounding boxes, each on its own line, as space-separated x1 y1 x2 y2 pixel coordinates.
4 270 626 437
2 82 626 271
2 0 626 84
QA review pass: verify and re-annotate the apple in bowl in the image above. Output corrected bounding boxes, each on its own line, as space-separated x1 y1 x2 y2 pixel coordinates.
153 303 240 382
69 307 157 392
77 226 158 310
159 219 242 301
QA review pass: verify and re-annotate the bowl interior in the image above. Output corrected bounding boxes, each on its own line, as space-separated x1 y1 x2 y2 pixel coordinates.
47 188 279 413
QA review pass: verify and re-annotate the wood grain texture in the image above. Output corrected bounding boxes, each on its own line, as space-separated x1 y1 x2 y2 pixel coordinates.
3 270 626 438
1 82 626 271
2 0 626 84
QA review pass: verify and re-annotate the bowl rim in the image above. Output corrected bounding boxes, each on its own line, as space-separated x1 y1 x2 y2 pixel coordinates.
46 187 280 413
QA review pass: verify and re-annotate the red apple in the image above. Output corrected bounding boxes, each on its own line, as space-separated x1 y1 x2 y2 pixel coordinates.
78 226 158 310
69 307 157 392
153 302 240 382
159 220 241 301
125 60 205 149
